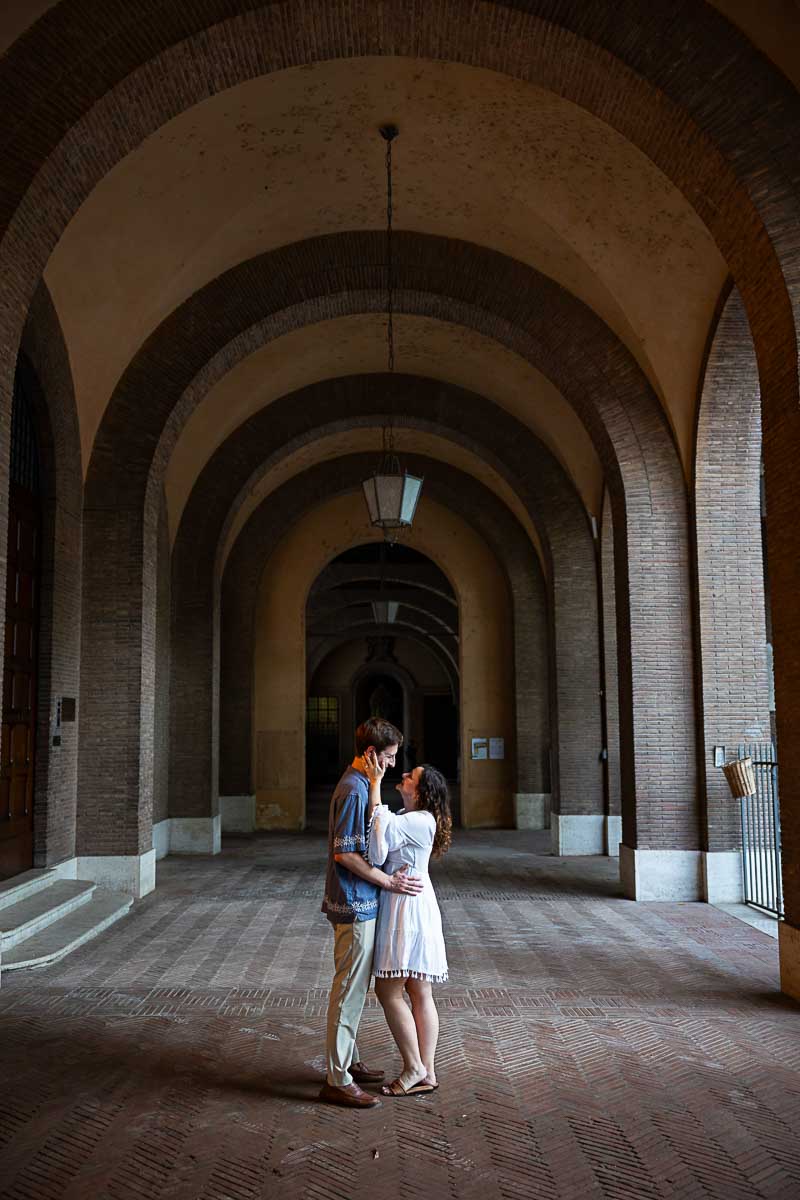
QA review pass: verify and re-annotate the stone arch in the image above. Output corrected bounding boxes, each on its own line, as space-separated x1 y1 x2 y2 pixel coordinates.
18 282 82 870
218 453 550 832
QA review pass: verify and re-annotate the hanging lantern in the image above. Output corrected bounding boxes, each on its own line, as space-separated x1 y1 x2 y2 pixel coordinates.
371 599 400 625
362 455 423 533
363 124 424 535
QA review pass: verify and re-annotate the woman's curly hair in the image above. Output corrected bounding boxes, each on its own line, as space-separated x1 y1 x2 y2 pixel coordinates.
415 765 453 857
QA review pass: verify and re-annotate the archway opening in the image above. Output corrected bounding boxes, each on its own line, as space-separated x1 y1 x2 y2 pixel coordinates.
305 540 460 830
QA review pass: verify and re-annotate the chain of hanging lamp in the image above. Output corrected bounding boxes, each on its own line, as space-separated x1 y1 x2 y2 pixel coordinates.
361 126 424 541
381 124 398 464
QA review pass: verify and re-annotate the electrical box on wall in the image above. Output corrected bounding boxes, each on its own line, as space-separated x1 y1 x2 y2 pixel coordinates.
52 696 77 747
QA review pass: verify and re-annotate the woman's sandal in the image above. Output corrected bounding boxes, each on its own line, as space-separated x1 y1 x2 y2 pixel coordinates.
381 1077 438 1096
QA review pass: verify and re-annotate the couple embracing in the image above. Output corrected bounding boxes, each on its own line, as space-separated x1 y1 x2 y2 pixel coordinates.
320 717 452 1107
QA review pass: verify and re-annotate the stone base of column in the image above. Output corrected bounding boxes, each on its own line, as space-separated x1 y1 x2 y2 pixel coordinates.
513 793 550 830
220 795 256 834
169 815 222 854
153 819 171 861
620 845 703 900
75 850 156 899
551 813 604 855
605 815 622 857
703 850 744 903
779 921 800 1001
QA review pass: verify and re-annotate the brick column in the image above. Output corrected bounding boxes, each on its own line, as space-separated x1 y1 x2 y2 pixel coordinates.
764 384 800 1000
19 286 84 871
600 493 622 857
694 289 771 904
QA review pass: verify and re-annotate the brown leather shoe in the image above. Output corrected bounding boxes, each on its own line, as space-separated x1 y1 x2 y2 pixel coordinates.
350 1060 385 1084
319 1081 381 1108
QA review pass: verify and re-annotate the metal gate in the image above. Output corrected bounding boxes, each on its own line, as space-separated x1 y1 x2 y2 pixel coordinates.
737 742 784 918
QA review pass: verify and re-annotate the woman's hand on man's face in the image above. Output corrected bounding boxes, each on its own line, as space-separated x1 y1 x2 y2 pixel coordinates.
364 747 386 783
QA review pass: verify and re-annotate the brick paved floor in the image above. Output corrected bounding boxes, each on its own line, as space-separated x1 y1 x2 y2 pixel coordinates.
1 831 798 1199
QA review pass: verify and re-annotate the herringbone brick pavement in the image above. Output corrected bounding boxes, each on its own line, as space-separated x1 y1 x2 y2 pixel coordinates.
0 832 797 1199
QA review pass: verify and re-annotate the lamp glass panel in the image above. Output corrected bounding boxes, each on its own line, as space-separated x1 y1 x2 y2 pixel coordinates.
400 475 423 524
371 600 399 624
375 474 403 523
362 477 380 523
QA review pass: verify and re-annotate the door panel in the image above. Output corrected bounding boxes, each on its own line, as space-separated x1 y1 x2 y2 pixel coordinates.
0 485 40 879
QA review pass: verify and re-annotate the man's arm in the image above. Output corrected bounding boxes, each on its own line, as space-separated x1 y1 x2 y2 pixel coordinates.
334 852 424 895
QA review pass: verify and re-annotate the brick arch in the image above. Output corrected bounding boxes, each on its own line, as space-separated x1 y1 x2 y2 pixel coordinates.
201 405 597 846
309 592 458 647
0 0 796 437
694 287 772 901
70 235 699 877
0 6 797 867
18 282 82 871
1 8 799 746
217 452 552 833
173 386 596 836
308 631 461 705
219 453 544 830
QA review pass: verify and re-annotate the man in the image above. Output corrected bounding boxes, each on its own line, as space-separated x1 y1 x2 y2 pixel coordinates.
319 717 423 1108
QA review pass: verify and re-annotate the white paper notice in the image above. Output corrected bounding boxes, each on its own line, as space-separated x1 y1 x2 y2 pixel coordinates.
489 737 505 760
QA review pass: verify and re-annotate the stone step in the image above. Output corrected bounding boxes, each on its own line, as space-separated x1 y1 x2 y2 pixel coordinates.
2 890 133 971
0 868 60 911
0 880 96 949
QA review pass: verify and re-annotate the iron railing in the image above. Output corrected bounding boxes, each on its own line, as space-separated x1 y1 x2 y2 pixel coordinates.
737 742 784 918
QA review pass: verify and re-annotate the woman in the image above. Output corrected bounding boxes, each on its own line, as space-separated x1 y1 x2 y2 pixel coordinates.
363 750 452 1097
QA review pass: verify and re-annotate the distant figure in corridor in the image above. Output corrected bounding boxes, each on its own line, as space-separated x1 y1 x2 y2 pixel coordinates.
364 752 452 1097
319 717 423 1108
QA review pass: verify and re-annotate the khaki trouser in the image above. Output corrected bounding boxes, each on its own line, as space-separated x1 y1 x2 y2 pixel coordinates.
325 918 376 1086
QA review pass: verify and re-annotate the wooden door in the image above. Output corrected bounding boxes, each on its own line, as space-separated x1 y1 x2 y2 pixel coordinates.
0 485 40 878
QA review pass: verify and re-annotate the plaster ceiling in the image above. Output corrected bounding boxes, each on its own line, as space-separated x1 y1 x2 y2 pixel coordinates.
43 56 727 482
166 312 602 539
217 426 544 577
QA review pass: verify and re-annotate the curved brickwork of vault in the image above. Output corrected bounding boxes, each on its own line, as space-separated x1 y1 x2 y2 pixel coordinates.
76 232 689 864
0 5 797 903
0 1 796 498
170 386 592 826
308 631 461 712
215 453 551 826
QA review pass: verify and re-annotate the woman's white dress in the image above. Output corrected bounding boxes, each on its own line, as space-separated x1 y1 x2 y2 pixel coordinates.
367 805 448 983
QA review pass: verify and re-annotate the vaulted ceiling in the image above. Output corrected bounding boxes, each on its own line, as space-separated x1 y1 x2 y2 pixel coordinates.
4 0 798 563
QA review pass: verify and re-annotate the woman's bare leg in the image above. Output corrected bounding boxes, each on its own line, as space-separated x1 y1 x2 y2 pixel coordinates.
406 978 439 1085
374 977 427 1091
